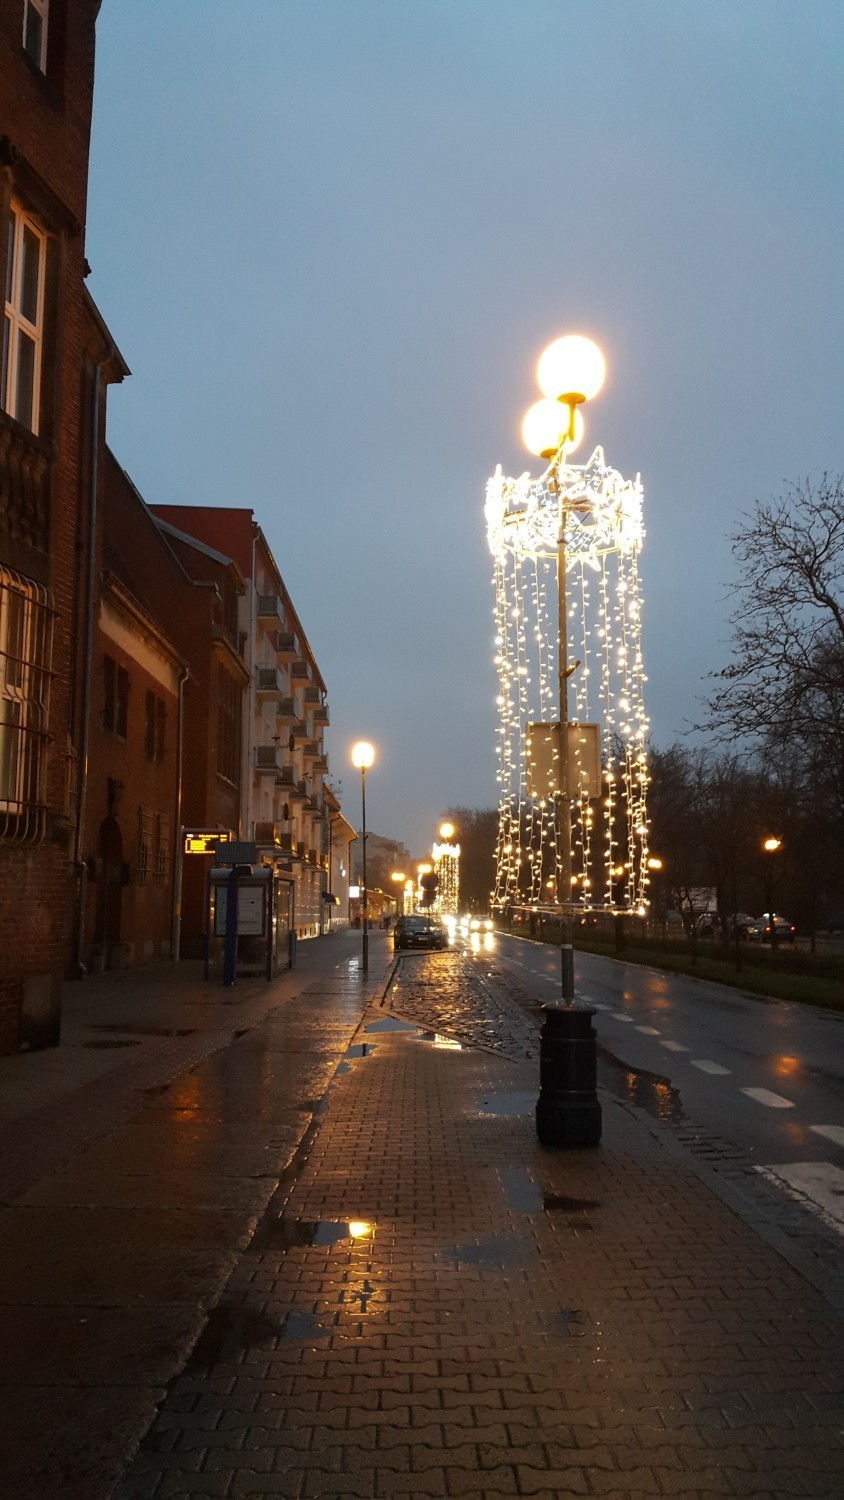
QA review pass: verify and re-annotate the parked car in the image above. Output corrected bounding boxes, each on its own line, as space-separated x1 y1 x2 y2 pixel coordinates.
393 914 448 951
748 913 796 943
728 913 756 939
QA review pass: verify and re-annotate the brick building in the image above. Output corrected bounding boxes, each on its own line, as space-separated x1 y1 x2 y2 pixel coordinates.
149 507 334 941
0 0 114 1050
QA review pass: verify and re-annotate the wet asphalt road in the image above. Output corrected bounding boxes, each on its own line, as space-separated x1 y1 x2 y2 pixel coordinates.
494 933 844 1232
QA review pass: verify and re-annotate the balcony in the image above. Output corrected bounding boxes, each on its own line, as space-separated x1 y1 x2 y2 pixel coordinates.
254 821 282 845
311 704 330 726
275 630 299 661
257 595 284 628
276 766 308 801
256 666 283 696
290 661 312 684
255 744 283 773
275 697 300 726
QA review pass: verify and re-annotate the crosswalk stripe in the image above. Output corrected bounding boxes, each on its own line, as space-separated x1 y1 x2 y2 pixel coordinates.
810 1124 844 1148
692 1060 731 1075
741 1087 794 1109
636 1026 660 1035
759 1161 844 1229
660 1040 689 1052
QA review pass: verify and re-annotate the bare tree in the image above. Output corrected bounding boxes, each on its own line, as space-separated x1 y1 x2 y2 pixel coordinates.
705 474 844 806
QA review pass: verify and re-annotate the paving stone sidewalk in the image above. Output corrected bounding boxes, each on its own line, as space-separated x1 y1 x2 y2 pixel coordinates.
0 933 393 1500
116 949 844 1500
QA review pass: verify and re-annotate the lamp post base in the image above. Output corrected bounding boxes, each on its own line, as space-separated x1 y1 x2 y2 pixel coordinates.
536 1003 602 1147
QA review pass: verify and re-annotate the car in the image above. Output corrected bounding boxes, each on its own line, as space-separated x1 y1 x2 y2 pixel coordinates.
748 913 796 943
728 913 756 939
393 914 448 951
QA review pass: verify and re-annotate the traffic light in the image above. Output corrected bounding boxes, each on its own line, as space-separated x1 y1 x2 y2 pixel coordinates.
419 869 439 907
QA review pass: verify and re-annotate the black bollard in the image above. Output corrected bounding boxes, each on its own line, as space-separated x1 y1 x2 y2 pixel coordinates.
536 1004 602 1146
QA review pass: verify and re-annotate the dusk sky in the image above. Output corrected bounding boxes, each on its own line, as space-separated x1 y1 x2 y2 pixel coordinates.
85 1 844 859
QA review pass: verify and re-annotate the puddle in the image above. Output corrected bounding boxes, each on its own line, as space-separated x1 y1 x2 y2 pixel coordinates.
252 1213 375 1253
345 1042 377 1059
364 1016 418 1034
473 1091 535 1118
437 1235 520 1270
414 1031 462 1050
90 1023 197 1038
140 1082 171 1097
598 1042 685 1123
544 1193 601 1212
497 1166 542 1213
83 1039 141 1049
188 1302 332 1366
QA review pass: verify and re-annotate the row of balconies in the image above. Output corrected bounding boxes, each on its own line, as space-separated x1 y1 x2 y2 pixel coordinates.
253 821 328 869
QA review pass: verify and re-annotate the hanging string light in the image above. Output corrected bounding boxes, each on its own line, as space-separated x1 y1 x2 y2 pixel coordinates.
485 445 649 917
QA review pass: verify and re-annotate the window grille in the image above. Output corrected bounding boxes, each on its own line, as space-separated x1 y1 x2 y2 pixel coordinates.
137 804 153 885
0 565 54 842
155 811 170 887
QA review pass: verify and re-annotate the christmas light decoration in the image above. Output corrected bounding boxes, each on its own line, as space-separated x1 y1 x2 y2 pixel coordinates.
486 445 649 916
432 838 460 917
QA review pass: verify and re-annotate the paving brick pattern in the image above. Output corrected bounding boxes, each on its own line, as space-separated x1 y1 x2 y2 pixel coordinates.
117 951 844 1499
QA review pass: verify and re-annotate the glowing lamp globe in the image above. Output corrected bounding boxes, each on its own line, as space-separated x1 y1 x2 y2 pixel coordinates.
537 335 605 405
439 822 455 840
522 399 584 459
351 740 375 770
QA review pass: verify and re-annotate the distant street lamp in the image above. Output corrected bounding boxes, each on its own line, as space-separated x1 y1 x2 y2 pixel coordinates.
522 334 605 1006
351 741 375 972
762 835 782 951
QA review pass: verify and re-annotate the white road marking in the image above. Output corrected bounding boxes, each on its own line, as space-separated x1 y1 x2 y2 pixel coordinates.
660 1040 689 1052
611 1013 635 1023
757 1161 844 1230
692 1060 731 1075
741 1087 794 1109
636 1026 660 1035
810 1124 844 1148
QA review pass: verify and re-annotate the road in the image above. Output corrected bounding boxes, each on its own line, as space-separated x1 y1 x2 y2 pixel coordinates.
494 931 844 1236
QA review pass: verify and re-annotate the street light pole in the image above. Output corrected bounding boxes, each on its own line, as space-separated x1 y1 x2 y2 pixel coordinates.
351 741 375 974
523 335 606 1007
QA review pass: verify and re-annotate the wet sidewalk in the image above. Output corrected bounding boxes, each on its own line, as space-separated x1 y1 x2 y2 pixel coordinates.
116 949 842 1500
0 931 392 1500
1 939 843 1498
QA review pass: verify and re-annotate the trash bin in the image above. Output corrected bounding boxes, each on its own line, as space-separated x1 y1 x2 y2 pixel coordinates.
536 1003 602 1146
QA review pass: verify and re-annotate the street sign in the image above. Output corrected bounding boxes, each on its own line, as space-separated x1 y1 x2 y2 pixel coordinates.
526 722 602 799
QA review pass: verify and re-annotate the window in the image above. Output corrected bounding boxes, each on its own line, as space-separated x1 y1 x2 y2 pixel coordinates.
103 655 129 739
23 0 48 71
0 566 53 841
217 663 240 785
3 201 46 433
144 691 166 763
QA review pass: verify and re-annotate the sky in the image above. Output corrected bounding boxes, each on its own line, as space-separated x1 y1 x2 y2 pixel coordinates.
85 0 844 859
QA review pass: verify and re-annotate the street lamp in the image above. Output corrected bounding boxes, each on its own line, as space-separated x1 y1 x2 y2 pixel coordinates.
351 741 375 972
523 333 605 1006
762 835 782 950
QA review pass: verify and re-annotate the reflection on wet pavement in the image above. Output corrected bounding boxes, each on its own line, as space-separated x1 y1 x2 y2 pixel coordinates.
472 1090 534 1117
598 1042 685 1122
252 1213 374 1252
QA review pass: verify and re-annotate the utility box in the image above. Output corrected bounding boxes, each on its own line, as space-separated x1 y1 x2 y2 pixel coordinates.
526 722 602 799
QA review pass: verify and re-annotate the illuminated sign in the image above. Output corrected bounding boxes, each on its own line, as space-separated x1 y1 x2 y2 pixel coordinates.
184 831 231 855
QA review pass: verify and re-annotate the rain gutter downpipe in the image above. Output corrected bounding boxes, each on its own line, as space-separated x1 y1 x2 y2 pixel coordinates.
72 356 104 979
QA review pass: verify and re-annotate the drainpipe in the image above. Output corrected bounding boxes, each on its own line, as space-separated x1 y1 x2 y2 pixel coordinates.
171 663 190 961
72 357 103 979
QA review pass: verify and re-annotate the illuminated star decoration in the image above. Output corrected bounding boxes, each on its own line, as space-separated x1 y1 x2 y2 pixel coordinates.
485 446 650 917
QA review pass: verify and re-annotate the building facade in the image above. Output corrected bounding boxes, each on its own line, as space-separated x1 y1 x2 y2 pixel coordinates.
149 507 334 941
0 0 111 1049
